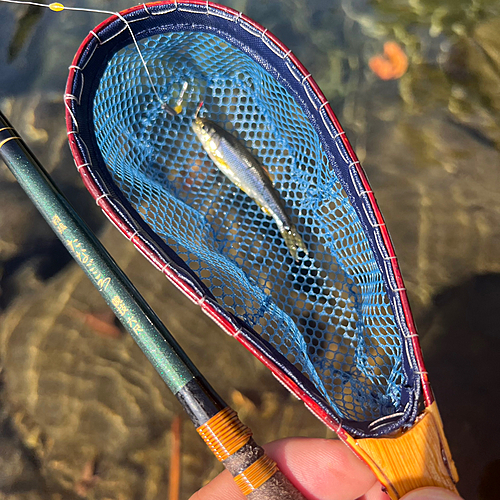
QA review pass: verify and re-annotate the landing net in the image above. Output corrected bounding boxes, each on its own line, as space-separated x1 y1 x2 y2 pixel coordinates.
93 31 403 423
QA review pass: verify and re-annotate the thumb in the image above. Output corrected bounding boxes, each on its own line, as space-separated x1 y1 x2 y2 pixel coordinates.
401 487 464 500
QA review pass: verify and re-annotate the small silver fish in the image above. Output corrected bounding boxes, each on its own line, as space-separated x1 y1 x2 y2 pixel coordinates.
192 114 307 260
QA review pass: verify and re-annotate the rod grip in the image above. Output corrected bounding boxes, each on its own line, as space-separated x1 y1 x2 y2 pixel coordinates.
197 408 306 499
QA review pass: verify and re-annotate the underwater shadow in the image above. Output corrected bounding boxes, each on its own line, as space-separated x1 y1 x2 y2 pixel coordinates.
418 273 500 500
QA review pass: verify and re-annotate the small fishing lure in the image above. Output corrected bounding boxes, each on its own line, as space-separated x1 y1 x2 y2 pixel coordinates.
191 105 308 260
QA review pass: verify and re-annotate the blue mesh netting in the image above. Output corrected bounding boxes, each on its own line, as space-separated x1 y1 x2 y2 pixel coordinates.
92 31 403 423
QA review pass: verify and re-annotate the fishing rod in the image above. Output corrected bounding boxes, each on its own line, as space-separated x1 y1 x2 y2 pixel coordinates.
0 111 305 499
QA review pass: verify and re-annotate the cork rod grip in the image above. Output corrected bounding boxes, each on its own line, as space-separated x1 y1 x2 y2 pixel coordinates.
197 408 306 499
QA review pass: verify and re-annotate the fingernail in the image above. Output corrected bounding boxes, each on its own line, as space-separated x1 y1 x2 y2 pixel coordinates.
401 487 463 500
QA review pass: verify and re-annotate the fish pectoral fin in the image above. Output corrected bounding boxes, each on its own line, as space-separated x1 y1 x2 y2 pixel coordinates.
250 197 271 216
260 204 271 216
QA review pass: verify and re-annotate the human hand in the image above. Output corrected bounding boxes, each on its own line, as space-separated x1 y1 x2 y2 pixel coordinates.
189 437 464 500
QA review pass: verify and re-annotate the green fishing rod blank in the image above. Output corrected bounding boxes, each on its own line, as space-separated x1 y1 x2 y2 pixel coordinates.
0 115 196 395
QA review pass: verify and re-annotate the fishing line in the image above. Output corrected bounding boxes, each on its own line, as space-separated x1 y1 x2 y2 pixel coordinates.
1 0 182 115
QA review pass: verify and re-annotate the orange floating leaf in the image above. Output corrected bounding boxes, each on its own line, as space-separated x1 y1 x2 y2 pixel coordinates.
369 41 408 80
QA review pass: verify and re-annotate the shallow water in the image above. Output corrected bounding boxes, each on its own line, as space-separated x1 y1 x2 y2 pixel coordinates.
0 1 499 498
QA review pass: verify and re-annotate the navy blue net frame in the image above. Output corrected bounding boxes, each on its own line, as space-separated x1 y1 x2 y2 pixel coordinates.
65 1 422 439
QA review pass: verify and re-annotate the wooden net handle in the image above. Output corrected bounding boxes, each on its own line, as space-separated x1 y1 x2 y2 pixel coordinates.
345 402 459 499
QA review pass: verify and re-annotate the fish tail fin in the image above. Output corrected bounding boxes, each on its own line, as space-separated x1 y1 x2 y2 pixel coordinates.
281 225 308 261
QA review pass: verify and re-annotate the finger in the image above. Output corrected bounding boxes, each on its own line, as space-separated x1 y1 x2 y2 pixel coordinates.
189 469 242 500
362 479 391 500
190 437 379 500
264 438 378 500
401 487 464 500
